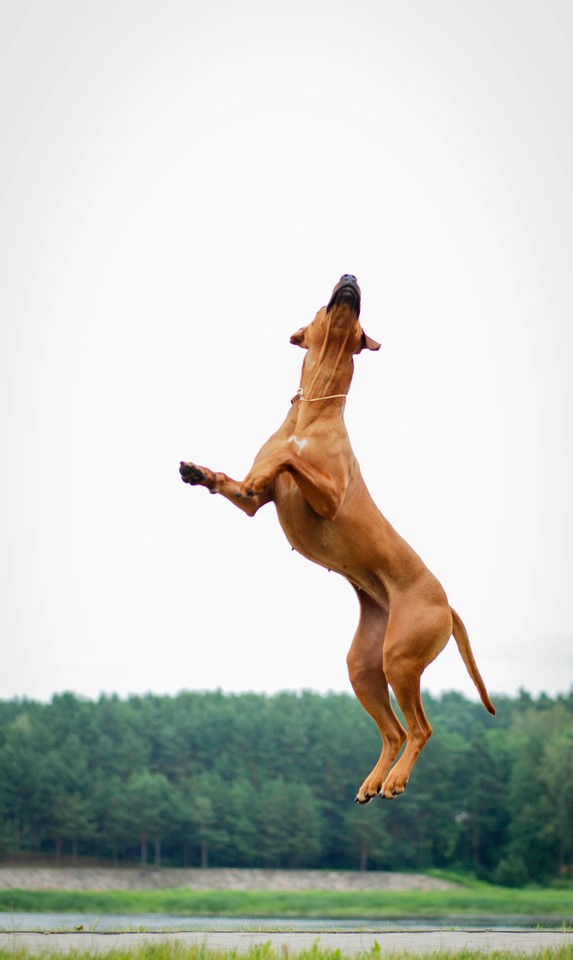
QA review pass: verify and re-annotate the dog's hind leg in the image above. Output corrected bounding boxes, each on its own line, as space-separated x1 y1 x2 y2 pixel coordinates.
347 589 407 804
379 596 452 798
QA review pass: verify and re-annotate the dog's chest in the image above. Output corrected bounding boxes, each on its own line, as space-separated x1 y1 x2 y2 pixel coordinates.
287 432 308 454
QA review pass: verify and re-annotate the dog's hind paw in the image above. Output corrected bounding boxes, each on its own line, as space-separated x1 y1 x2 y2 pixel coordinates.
380 768 408 799
355 778 383 804
354 790 378 805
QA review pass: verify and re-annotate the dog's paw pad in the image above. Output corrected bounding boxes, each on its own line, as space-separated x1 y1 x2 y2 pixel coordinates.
180 462 205 484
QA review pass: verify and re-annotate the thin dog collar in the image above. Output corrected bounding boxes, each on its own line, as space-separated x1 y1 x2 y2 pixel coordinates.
291 387 347 404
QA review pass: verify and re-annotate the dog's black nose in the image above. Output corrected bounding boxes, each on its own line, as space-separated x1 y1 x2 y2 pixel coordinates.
340 274 357 284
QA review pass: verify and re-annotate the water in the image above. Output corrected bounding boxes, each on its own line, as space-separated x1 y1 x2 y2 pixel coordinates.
0 913 567 932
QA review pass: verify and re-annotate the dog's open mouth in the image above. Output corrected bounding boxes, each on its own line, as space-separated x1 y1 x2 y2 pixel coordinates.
327 277 361 315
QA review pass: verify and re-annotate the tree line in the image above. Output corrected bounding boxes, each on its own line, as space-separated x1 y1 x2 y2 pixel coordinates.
0 687 571 885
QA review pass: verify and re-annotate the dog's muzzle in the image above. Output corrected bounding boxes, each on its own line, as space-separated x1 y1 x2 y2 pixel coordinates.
327 274 361 314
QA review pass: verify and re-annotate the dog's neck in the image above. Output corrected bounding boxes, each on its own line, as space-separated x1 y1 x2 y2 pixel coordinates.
294 326 355 421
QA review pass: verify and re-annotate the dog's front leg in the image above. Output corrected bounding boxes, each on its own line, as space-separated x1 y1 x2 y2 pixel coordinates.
180 461 271 517
238 449 346 521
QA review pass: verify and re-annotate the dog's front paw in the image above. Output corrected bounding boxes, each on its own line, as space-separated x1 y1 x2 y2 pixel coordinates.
180 461 206 485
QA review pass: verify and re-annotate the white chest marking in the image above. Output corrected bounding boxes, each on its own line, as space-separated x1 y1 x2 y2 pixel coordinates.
288 434 308 453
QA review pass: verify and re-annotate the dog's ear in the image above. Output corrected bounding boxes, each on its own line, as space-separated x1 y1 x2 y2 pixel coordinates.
355 329 381 353
290 326 308 348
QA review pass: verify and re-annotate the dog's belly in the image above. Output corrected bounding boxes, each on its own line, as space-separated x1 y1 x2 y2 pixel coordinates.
273 477 390 603
274 485 337 566
273 473 432 609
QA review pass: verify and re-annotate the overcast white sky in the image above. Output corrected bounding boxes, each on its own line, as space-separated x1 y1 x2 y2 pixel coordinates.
1 0 571 706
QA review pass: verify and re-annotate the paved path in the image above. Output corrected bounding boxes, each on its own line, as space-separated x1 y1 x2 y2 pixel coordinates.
1 929 572 954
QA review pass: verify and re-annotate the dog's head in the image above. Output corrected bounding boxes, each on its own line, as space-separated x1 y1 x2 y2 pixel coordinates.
290 275 380 354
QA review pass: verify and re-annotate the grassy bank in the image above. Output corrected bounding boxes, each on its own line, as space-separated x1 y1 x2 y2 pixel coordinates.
1 946 573 960
0 886 571 919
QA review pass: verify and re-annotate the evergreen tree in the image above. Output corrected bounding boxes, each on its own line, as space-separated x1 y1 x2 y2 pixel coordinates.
0 687 570 878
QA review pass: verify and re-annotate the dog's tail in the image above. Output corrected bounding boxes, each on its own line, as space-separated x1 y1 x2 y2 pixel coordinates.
450 607 496 715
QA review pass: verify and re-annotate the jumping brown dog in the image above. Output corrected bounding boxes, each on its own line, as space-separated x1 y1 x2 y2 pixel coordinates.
180 275 495 801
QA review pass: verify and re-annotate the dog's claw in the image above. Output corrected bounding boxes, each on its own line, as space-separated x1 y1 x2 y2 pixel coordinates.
247 488 254 497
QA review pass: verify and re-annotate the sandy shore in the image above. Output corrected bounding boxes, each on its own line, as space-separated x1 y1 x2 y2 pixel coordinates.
0 867 456 892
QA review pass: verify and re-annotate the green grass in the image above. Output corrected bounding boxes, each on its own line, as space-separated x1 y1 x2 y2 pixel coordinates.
0 944 573 960
0 886 571 919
